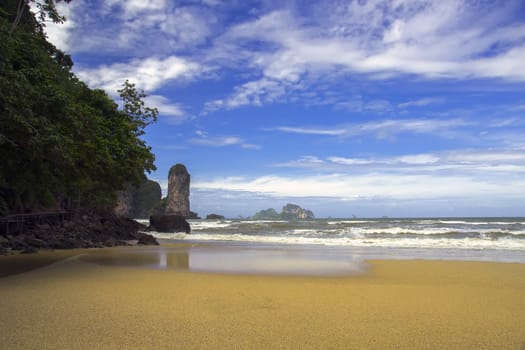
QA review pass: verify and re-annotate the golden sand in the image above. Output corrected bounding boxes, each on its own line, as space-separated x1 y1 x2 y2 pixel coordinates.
0 249 524 349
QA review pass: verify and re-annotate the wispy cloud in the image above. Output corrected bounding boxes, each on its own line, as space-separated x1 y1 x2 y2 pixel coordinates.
44 0 525 113
190 133 260 149
202 1 525 111
274 118 472 140
193 172 525 201
398 97 443 108
194 144 525 201
274 126 347 136
274 148 525 174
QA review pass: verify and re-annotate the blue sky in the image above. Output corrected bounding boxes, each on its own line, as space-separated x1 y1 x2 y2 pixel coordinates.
45 0 525 218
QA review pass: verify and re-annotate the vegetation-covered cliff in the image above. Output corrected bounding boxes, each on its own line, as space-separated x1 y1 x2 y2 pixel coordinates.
115 179 162 219
0 0 157 215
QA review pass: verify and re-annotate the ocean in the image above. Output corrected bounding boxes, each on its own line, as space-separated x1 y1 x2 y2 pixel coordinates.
143 217 525 264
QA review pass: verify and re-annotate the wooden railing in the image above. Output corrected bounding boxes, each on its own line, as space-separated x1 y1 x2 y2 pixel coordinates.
0 211 73 235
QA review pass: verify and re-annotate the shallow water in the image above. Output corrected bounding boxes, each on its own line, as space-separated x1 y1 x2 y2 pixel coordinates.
79 245 369 276
138 217 525 264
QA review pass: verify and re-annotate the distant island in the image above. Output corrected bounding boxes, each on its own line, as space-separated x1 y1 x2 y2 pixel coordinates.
252 203 315 220
206 214 225 220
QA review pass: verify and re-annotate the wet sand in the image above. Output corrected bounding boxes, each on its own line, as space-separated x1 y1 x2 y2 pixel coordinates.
0 247 524 349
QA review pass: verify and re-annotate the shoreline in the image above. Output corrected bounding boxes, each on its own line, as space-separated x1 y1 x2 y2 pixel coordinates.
1 247 524 349
2 241 525 278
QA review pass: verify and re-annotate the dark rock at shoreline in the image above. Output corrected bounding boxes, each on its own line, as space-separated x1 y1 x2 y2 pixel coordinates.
137 233 159 245
0 210 158 253
149 214 191 233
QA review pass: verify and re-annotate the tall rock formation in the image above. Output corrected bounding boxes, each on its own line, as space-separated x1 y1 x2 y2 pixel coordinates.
166 164 190 217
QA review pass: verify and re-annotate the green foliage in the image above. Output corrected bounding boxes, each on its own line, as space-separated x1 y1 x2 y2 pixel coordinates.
251 208 281 220
118 80 157 137
9 0 72 35
0 0 157 214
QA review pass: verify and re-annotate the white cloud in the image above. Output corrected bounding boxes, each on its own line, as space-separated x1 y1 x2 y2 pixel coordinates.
193 172 525 200
192 146 525 215
327 157 375 166
190 135 260 149
204 1 525 111
145 95 187 124
446 150 525 164
277 148 525 174
274 126 347 136
274 156 326 168
106 0 167 19
159 6 214 47
203 78 288 113
395 154 440 165
42 0 525 117
274 118 472 139
40 1 76 52
398 97 443 108
76 56 201 94
364 99 393 113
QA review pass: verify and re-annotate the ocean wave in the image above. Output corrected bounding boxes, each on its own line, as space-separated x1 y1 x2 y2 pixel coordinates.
142 217 525 253
148 231 525 250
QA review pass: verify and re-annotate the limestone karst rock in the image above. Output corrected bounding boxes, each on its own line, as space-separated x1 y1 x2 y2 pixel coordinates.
166 164 191 217
114 189 134 217
114 179 162 218
281 203 315 220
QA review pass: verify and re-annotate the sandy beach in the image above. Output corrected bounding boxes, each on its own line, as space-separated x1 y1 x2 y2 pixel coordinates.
1 246 524 349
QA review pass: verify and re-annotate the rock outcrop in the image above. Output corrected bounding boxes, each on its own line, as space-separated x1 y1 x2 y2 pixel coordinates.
115 179 162 218
149 214 191 233
281 203 315 220
166 164 191 217
115 189 134 218
0 211 159 253
251 204 315 220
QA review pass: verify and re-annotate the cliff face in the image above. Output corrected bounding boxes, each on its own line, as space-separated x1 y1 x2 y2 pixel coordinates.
115 189 134 217
115 179 162 218
166 164 191 217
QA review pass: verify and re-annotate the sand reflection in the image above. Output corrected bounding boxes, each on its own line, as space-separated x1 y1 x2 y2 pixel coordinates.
80 244 367 276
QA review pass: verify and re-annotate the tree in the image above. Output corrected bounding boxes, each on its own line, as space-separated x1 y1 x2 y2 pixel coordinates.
118 80 158 136
9 0 72 35
0 0 158 214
